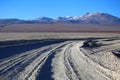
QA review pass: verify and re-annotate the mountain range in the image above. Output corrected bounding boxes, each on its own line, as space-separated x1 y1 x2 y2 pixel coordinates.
0 12 120 32
0 12 120 26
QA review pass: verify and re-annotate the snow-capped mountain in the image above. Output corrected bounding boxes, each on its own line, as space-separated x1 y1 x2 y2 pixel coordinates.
53 12 120 24
55 16 81 20
54 17 68 23
35 17 53 23
54 16 83 23
80 12 120 24
0 12 120 25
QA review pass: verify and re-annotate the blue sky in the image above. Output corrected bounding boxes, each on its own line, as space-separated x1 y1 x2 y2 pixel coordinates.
0 0 120 19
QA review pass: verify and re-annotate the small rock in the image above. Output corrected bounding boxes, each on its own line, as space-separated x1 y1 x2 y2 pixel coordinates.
82 40 101 48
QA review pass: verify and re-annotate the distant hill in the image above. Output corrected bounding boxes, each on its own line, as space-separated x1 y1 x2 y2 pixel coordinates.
0 12 120 32
80 12 120 24
0 19 38 27
0 12 120 25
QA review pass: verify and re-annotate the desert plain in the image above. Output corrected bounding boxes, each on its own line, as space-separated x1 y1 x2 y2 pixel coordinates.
0 32 120 80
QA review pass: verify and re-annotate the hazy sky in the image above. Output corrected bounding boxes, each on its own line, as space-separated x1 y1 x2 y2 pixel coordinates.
0 0 120 19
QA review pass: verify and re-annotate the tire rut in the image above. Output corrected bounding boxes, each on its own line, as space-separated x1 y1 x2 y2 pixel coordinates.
36 42 70 80
64 43 81 80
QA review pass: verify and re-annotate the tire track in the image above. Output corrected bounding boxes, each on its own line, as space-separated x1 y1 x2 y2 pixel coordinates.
52 41 110 80
51 42 79 80
0 40 120 80
0 42 65 80
36 42 71 80
64 43 81 80
0 46 52 80
69 42 111 80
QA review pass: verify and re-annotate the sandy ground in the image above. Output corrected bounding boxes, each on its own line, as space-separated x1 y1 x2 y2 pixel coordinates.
0 33 120 80
0 24 120 32
0 32 120 41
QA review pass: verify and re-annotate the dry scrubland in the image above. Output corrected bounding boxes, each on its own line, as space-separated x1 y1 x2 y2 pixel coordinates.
0 32 120 80
0 32 120 41
0 24 120 32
